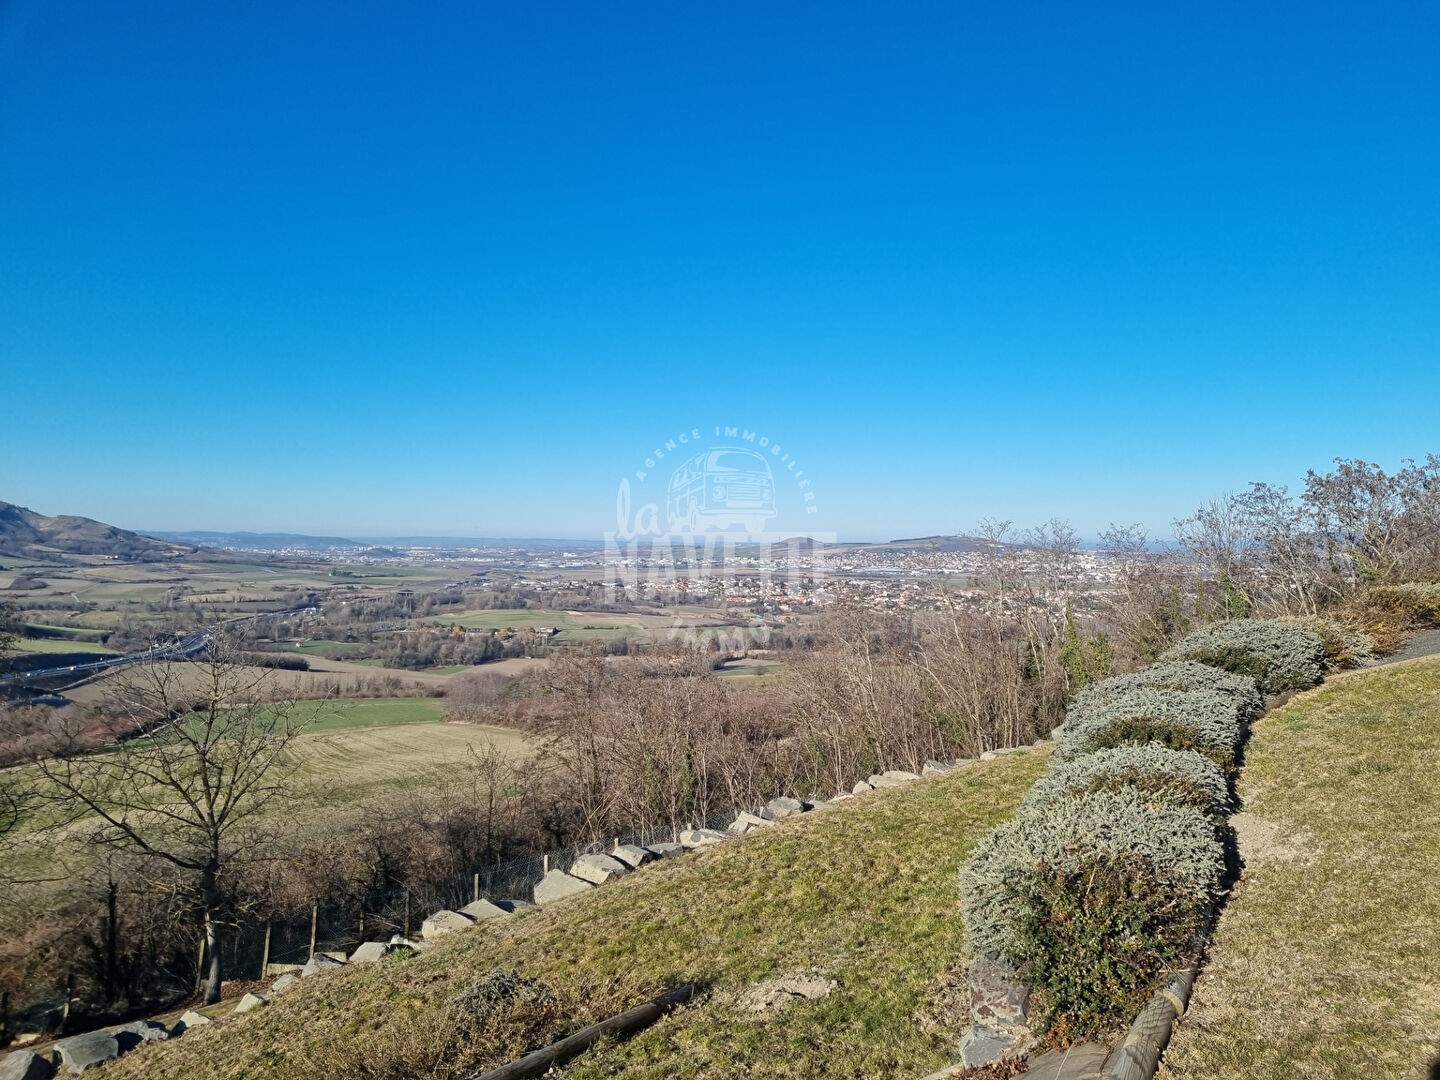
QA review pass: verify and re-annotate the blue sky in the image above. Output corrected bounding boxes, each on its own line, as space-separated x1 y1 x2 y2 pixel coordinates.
2 2 1436 541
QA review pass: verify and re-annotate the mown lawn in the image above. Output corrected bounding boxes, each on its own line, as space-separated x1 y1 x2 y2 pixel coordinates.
1160 657 1440 1080
99 751 1047 1080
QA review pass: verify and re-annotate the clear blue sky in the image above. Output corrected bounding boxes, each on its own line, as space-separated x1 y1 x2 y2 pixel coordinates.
2 2 1436 541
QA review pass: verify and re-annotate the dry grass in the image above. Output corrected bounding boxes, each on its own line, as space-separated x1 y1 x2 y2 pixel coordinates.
1160 656 1440 1080
96 751 1047 1080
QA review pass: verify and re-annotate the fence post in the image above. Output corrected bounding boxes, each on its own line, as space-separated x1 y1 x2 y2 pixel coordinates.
104 880 119 1000
473 873 480 904
543 853 550 874
403 893 411 938
359 904 366 942
61 973 75 1035
261 922 272 979
308 904 319 960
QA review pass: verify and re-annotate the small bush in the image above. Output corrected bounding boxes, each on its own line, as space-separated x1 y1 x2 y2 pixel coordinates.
448 969 554 1022
1071 660 1263 724
1023 743 1229 817
1360 582 1440 628
1277 616 1376 670
1162 619 1325 695
1059 688 1242 767
959 789 1222 1038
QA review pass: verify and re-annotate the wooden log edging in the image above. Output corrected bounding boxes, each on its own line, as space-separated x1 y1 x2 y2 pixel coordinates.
465 982 699 1080
1103 965 1197 1080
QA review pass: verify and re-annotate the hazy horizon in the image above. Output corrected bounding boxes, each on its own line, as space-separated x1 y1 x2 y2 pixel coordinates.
4 4 1436 539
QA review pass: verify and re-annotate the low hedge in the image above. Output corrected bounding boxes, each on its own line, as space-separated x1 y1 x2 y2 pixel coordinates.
1070 659 1263 724
959 789 1223 1037
1023 742 1230 818
1161 619 1324 695
1058 687 1243 767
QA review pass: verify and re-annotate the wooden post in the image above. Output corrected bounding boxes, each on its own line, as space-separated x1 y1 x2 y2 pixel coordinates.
403 893 411 938
261 922 273 979
60 973 76 1035
473 873 480 904
359 905 366 942
104 880 119 1000
308 904 319 960
194 936 206 994
543 853 550 874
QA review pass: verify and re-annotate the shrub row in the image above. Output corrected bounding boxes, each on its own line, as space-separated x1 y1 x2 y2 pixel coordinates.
1069 658 1264 724
1023 742 1229 818
959 789 1223 1037
959 620 1326 1041
1160 618 1325 696
1057 687 1243 769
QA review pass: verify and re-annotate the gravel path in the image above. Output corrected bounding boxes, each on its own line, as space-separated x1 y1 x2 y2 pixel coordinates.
1363 628 1440 667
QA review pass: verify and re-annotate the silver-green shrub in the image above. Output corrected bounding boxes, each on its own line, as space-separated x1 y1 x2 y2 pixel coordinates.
1278 615 1377 670
959 789 1223 1033
1023 742 1229 816
1071 659 1263 723
1161 619 1325 695
1058 687 1242 765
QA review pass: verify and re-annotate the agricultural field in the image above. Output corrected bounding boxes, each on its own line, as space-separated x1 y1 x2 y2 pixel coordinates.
1 695 537 921
429 607 751 644
1160 656 1440 1080
10 636 117 655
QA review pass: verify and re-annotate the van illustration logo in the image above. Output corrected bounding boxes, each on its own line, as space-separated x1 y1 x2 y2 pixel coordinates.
666 446 777 533
604 427 834 626
611 426 819 543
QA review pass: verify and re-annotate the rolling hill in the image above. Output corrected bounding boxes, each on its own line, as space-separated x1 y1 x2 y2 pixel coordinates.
0 502 191 562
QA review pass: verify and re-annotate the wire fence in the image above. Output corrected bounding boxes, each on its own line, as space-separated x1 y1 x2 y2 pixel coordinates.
254 808 740 975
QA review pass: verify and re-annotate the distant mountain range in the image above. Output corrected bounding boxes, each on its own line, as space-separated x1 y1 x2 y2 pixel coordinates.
0 502 191 562
149 531 610 552
0 500 1033 565
770 533 1012 556
150 530 367 551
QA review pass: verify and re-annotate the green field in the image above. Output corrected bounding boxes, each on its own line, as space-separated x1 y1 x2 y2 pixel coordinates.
21 623 108 642
291 638 362 658
2 698 533 925
290 696 446 733
98 751 1047 1080
1161 657 1440 1080
11 636 118 655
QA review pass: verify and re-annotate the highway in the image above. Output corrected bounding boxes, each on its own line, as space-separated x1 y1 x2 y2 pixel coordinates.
0 606 318 691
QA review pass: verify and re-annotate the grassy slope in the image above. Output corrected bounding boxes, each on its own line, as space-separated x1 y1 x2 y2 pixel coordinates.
99 751 1046 1080
1161 657 1440 1080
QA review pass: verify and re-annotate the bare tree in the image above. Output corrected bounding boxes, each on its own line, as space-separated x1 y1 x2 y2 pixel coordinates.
1097 524 1196 664
35 639 311 1003
1174 494 1255 619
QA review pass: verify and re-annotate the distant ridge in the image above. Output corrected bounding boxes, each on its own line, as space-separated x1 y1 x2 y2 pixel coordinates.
769 533 1013 555
150 530 365 551
0 502 191 562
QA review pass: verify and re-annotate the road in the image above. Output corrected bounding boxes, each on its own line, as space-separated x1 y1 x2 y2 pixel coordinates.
0 606 318 690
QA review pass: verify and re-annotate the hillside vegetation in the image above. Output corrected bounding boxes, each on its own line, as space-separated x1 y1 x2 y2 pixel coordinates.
1161 656 1440 1080
97 751 1047 1080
